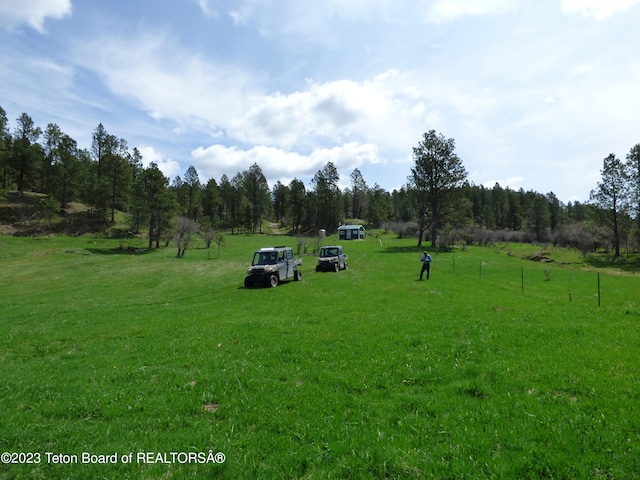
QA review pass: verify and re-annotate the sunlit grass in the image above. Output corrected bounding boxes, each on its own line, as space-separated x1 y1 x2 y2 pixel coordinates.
1 234 639 478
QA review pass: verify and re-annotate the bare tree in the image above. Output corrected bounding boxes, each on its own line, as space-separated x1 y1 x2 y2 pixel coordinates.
204 226 215 258
213 232 226 259
174 216 197 257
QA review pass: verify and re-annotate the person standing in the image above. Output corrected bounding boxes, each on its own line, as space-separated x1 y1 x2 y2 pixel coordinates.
420 250 432 280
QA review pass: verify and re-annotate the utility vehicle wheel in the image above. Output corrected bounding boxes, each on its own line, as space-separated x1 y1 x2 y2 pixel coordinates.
294 270 302 281
333 263 339 272
244 276 252 288
343 262 348 270
268 274 279 288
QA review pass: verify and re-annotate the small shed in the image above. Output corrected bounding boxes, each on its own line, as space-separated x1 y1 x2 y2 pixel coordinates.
337 224 365 240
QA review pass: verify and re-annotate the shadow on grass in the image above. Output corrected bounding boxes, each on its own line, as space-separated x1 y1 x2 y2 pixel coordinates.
85 246 155 256
380 245 425 254
239 279 301 290
584 254 640 273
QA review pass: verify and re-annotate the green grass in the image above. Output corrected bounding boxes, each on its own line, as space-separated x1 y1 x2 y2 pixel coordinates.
1 234 639 479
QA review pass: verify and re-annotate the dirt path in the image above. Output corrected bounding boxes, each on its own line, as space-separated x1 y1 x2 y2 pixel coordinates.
268 222 283 235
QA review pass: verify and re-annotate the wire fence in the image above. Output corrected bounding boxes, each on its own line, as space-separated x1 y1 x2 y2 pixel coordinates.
376 238 637 310
453 255 639 309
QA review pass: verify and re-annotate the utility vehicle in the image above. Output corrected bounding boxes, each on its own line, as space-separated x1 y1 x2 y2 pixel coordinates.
244 246 302 287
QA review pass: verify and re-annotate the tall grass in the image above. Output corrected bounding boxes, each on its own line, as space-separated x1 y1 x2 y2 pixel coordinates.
0 234 639 479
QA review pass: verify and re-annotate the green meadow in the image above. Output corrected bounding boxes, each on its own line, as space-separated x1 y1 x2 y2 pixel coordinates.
1 233 639 479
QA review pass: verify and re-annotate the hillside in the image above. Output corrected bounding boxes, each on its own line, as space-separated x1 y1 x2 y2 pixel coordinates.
0 191 126 237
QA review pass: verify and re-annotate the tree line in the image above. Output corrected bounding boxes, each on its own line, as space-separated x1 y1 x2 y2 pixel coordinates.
1 107 638 256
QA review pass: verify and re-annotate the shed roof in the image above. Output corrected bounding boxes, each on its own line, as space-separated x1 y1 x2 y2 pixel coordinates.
337 224 365 230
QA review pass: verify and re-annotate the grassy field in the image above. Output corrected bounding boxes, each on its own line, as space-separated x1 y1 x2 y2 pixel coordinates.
1 233 639 479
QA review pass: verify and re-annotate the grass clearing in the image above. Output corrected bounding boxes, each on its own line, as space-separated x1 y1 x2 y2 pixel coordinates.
1 234 639 479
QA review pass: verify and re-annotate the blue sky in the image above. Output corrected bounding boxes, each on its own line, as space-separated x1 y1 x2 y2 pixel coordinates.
1 0 639 203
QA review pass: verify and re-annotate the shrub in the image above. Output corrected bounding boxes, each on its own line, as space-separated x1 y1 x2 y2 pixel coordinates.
382 221 418 239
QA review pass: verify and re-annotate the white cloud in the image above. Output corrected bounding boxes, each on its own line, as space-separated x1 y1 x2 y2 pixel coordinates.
220 0 399 35
238 78 388 149
195 0 219 18
0 0 71 32
480 176 524 191
191 142 383 186
236 70 440 154
426 0 517 23
138 146 181 180
561 0 640 19
71 28 437 157
72 29 257 132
